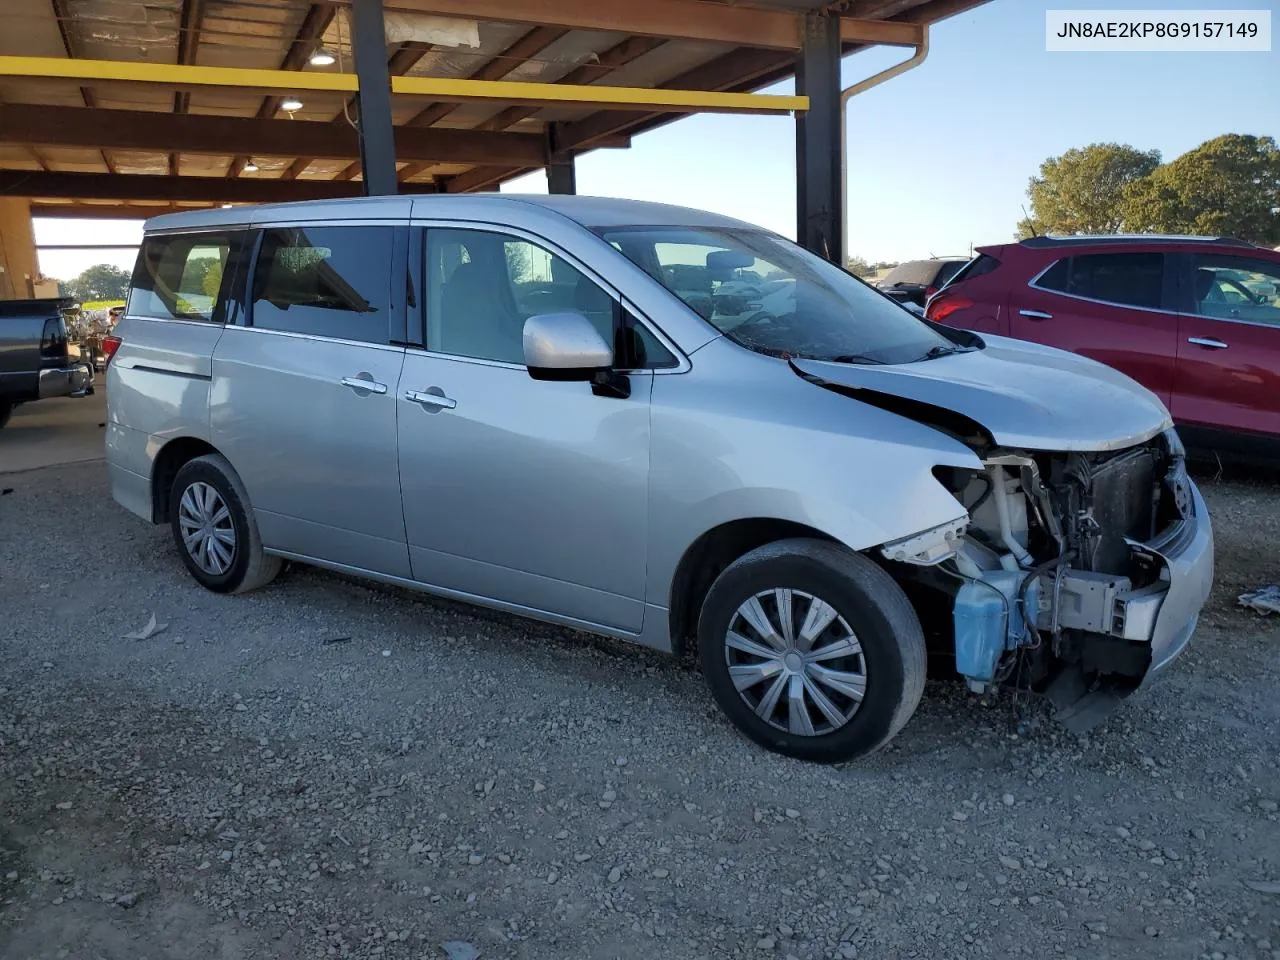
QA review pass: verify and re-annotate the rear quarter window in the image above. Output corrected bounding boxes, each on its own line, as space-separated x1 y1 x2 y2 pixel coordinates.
128 231 250 323
944 254 1001 288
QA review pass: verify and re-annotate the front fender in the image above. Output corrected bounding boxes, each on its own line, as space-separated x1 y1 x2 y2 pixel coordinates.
647 340 980 604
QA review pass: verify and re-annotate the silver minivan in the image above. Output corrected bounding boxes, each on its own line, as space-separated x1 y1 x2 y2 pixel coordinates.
106 196 1213 763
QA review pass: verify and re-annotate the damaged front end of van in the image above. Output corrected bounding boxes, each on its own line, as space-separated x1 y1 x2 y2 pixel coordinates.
796 335 1214 731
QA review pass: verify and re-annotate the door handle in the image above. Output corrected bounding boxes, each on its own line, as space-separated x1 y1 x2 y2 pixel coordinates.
405 388 457 410
341 375 388 395
1187 337 1228 350
1018 309 1053 321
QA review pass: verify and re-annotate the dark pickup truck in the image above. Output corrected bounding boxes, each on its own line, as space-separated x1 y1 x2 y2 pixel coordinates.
0 297 93 429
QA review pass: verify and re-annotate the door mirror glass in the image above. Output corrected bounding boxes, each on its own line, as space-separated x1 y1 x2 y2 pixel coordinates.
524 312 613 381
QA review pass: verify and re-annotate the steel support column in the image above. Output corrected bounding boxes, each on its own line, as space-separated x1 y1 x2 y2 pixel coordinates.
546 124 577 195
795 13 842 264
547 161 577 194
350 0 398 196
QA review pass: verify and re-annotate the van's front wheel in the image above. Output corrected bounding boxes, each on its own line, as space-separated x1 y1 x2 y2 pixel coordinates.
697 539 926 764
170 454 280 594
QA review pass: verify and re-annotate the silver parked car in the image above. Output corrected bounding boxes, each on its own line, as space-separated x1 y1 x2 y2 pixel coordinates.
106 196 1213 763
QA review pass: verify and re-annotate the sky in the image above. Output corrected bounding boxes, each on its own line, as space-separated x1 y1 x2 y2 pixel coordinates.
32 0 1279 280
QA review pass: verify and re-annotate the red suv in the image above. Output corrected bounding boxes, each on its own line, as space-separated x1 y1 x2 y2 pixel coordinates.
927 235 1280 460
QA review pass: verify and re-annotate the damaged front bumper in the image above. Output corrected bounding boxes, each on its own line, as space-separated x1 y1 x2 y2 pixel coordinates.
1131 483 1214 681
892 444 1214 732
1041 481 1212 679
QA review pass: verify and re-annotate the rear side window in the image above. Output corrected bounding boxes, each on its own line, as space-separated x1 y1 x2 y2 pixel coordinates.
128 231 248 323
1034 258 1070 292
944 254 1001 288
933 261 965 288
1034 252 1164 310
250 226 393 344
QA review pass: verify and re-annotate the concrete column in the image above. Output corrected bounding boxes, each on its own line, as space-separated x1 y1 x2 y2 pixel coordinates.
0 197 40 300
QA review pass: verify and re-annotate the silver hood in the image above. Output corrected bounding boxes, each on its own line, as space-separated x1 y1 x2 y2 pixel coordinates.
793 333 1173 453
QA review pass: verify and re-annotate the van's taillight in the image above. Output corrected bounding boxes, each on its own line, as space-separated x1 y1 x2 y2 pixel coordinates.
102 335 123 366
926 294 972 324
925 285 937 299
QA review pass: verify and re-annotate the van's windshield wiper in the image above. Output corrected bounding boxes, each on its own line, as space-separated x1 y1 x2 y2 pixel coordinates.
827 353 885 365
916 344 972 362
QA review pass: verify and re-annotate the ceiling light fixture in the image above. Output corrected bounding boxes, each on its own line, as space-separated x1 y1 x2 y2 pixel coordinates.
308 49 336 67
243 160 259 173
280 98 304 113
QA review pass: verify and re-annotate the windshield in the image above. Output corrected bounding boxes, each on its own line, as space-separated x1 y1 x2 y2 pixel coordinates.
596 226 956 364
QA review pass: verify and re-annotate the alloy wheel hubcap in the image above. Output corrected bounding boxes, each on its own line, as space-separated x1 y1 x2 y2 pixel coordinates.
724 588 867 737
178 481 236 576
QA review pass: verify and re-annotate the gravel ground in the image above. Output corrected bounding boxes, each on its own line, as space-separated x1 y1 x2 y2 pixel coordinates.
1 461 1278 960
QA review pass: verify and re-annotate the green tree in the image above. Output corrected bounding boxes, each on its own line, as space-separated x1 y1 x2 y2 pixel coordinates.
504 242 532 283
1120 134 1280 245
845 256 872 277
1016 143 1161 238
66 263 132 301
182 256 224 299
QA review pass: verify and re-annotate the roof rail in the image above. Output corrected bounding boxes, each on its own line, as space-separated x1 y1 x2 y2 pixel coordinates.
1020 234 1256 248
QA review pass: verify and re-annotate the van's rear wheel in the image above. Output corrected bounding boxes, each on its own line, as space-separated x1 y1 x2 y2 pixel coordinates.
170 454 280 594
697 538 926 764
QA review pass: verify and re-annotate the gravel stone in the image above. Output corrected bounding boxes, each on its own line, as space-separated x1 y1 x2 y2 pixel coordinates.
0 458 1277 960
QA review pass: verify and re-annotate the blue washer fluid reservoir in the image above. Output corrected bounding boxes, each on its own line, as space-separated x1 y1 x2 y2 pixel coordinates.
953 569 1039 687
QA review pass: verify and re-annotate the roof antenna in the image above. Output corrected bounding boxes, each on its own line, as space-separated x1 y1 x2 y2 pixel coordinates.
1021 205 1039 238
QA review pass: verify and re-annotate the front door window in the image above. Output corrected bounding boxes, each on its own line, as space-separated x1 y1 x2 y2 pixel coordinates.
1190 254 1280 326
424 228 674 368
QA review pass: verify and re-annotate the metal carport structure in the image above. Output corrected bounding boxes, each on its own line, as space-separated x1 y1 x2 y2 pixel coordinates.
0 0 989 297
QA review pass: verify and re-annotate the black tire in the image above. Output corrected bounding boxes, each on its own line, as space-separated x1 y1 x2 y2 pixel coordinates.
0 401 11 430
169 453 281 594
697 538 926 764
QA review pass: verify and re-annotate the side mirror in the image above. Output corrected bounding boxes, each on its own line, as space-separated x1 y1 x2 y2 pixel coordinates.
523 312 613 382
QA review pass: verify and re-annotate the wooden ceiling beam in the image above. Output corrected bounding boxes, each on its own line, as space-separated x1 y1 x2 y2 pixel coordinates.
171 0 207 176
378 0 791 49
390 25 565 183
446 34 665 194
284 40 435 181
229 2 337 178
1 170 437 203
1 103 551 167
559 48 786 151
49 0 116 175
30 203 220 220
373 1 923 50
443 165 523 194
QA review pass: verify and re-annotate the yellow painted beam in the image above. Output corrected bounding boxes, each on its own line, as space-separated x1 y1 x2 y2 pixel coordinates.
0 56 358 93
0 55 807 115
391 75 807 114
